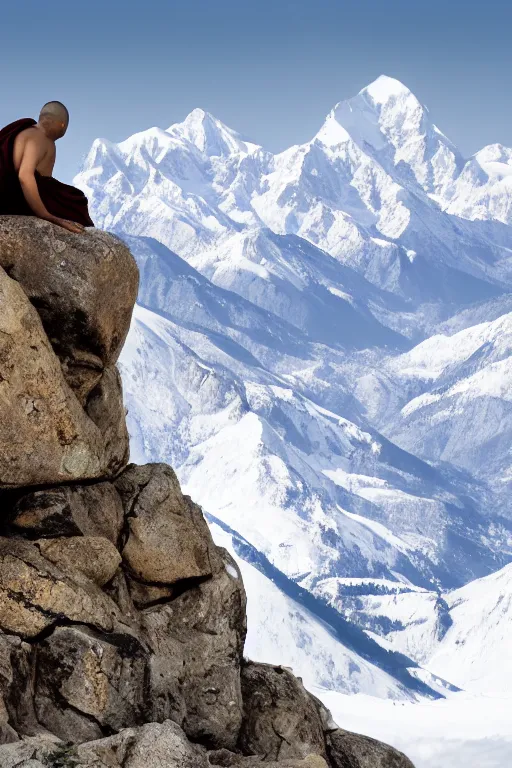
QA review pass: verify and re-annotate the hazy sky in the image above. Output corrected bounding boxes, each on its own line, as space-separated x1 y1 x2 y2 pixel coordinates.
1 0 511 182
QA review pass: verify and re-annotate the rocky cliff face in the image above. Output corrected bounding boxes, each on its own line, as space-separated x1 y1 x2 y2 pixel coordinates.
0 216 414 767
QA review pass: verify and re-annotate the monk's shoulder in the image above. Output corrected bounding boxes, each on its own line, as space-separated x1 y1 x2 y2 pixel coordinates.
15 127 53 153
12 127 51 170
22 126 47 144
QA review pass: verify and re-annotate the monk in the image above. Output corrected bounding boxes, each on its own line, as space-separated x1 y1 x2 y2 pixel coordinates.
0 102 93 233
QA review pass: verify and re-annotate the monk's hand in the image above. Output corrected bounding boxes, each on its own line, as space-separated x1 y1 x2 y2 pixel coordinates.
52 217 85 234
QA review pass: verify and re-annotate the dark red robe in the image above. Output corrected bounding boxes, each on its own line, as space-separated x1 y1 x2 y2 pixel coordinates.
0 118 94 227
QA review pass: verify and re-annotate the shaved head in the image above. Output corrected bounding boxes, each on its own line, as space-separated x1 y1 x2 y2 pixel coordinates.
38 101 69 140
39 101 69 124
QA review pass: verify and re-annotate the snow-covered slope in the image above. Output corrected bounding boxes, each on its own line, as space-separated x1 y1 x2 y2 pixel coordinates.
210 522 442 701
318 563 512 697
359 309 512 509
445 143 512 225
120 241 511 595
427 563 512 695
318 690 512 768
126 231 406 352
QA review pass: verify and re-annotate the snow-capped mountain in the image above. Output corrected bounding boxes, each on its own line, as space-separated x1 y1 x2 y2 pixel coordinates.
444 143 512 225
76 75 512 328
120 236 510 592
318 562 512 697
315 76 464 199
75 75 512 705
210 521 450 702
358 309 512 510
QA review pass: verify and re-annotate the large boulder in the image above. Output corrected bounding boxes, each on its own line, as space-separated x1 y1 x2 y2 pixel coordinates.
0 267 128 488
0 538 121 638
0 217 139 402
34 625 148 744
0 733 329 768
142 547 247 749
0 736 88 767
327 729 415 768
75 721 208 767
0 739 51 768
238 663 327 761
115 464 215 585
11 482 124 545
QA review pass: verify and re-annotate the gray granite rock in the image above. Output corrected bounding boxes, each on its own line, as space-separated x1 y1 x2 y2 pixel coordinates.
238 663 327 761
327 728 416 768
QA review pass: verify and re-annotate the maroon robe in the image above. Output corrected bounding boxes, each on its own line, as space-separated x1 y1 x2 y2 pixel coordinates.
0 118 94 227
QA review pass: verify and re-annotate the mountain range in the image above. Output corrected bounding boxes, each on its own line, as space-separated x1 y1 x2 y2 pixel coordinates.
74 75 512 711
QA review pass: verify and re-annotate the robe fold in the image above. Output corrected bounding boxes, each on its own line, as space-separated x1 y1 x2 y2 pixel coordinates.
0 118 94 227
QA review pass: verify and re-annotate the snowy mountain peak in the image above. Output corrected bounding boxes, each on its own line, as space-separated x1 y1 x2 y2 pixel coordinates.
184 106 209 121
167 107 260 157
83 136 119 164
168 106 213 135
473 143 512 179
316 73 430 152
360 74 416 105
315 74 462 195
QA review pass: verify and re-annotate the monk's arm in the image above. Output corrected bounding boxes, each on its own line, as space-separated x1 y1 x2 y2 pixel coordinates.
17 138 56 221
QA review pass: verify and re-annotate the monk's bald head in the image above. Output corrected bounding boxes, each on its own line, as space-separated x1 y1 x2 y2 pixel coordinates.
38 101 69 139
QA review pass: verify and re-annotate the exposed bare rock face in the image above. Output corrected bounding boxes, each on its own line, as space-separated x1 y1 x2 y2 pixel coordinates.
0 217 416 767
0 538 121 638
115 463 215 585
86 365 130 473
0 216 139 402
35 625 148 744
141 545 247 749
11 482 124 544
126 577 174 608
326 729 416 768
36 536 121 586
0 633 38 739
0 267 128 488
208 750 328 767
238 663 327 761
76 720 209 767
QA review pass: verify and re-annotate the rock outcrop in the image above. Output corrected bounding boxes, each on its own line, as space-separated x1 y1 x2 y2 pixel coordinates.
11 482 124 543
239 663 327 761
0 266 128 487
115 463 215 585
326 729 415 768
0 217 416 767
0 217 139 402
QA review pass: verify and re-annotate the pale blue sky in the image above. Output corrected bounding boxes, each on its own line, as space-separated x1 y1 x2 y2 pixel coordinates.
1 0 510 181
